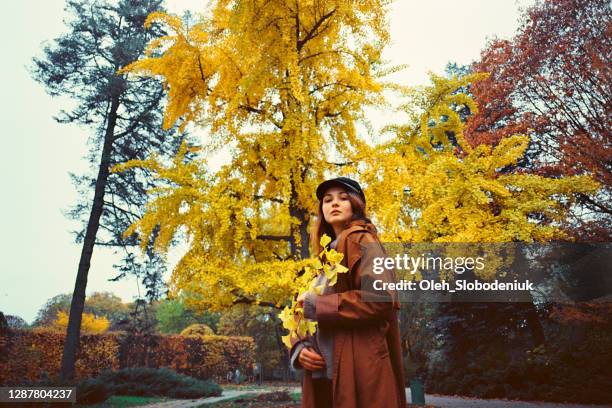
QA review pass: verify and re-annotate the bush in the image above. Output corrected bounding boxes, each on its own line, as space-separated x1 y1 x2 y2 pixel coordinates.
425 328 612 404
76 378 111 405
119 334 255 381
180 324 215 336
0 328 118 385
97 367 222 399
1 329 254 385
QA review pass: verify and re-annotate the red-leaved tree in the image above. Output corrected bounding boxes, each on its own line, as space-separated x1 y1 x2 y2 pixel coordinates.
467 0 611 241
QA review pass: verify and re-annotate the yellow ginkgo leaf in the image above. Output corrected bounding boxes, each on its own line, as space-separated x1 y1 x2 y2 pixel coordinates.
307 321 318 336
281 335 292 349
320 234 332 248
334 264 349 274
323 264 334 279
326 250 344 263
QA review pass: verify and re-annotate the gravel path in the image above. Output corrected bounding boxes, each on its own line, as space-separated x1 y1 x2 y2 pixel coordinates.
136 389 254 408
139 386 300 408
139 386 610 408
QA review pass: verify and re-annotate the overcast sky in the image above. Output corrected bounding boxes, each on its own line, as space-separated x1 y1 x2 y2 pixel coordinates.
0 0 533 323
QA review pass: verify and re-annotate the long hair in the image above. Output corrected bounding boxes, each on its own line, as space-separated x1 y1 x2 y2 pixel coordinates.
310 189 372 255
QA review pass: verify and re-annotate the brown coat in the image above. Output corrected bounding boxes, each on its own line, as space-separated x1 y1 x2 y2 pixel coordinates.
290 219 407 408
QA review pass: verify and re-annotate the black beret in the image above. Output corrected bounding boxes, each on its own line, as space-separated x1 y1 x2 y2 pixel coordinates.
316 177 366 204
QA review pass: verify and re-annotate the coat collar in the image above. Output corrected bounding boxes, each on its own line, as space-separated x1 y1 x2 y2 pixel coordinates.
334 218 379 262
342 218 377 236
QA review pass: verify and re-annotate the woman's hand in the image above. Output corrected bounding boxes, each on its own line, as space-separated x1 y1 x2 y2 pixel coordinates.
298 347 326 371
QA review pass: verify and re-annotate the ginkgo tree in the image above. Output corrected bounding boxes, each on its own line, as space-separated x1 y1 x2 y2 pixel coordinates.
115 0 600 314
355 73 599 243
116 0 398 310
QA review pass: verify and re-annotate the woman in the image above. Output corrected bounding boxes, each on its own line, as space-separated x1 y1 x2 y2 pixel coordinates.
289 177 407 408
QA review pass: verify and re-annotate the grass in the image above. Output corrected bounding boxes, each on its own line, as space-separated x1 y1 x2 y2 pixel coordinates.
221 382 299 391
74 395 167 407
196 390 300 408
219 384 268 391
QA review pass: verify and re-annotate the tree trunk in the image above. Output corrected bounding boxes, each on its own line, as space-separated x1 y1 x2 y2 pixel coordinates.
59 95 120 381
288 175 310 260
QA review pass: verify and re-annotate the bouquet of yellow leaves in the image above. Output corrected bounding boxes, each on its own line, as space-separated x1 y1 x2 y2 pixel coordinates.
278 234 349 349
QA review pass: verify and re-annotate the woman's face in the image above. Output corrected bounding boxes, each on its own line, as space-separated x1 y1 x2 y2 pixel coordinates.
322 186 354 227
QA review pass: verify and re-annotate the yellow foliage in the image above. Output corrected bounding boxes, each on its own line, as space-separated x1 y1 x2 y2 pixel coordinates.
278 234 348 348
116 0 396 312
180 323 215 336
114 2 601 312
54 311 109 334
357 74 600 244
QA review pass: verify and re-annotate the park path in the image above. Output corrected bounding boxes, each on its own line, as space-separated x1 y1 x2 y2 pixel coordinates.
415 391 610 408
139 386 300 408
140 386 610 408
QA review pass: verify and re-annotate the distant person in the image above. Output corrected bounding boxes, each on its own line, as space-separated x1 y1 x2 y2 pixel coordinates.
253 362 262 385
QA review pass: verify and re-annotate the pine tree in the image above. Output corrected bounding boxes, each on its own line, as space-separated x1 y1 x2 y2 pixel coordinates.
31 0 192 380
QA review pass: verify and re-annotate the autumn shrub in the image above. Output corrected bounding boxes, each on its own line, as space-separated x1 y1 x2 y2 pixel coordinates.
180 323 215 336
97 367 221 398
118 333 255 382
0 328 117 385
217 304 286 380
0 329 255 386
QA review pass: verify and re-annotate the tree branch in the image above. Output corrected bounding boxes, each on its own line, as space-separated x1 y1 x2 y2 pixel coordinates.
254 195 284 203
327 160 353 167
576 192 612 215
114 89 164 139
230 289 282 309
297 8 336 52
232 297 281 309
238 104 283 129
256 235 292 241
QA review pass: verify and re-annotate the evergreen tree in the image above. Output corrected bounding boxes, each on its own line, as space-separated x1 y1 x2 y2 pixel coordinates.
31 0 193 379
